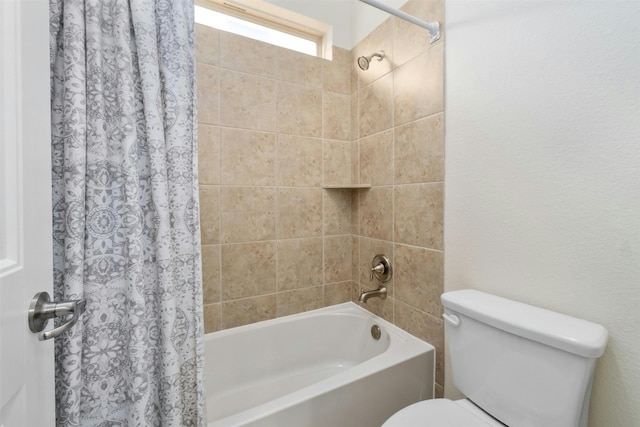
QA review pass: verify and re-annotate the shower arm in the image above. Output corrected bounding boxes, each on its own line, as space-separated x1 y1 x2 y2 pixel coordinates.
358 0 440 44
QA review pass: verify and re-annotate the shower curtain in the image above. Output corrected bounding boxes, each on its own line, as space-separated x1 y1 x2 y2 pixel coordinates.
50 0 205 425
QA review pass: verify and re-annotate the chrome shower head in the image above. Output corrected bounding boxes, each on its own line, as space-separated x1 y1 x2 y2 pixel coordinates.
357 51 385 70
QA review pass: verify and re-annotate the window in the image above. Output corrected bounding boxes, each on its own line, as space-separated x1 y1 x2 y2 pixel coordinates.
195 0 332 59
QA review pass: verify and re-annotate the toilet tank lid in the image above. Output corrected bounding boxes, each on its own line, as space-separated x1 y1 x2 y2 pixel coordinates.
441 290 608 358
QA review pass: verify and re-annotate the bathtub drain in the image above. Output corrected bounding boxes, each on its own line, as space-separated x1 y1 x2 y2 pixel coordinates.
371 324 382 340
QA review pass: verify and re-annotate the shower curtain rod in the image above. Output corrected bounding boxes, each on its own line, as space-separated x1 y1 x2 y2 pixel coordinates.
358 0 440 43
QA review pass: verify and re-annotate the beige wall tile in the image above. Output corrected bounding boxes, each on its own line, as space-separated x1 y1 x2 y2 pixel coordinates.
393 0 444 66
196 63 219 125
360 129 394 186
394 243 443 316
350 61 358 96
323 47 351 95
199 185 219 244
221 241 277 300
196 14 448 343
323 140 353 186
394 300 444 386
351 140 359 184
202 244 221 304
324 235 353 284
351 234 361 282
203 303 222 334
350 93 359 142
222 295 277 329
220 186 276 243
394 183 443 249
351 191 360 237
277 187 323 239
219 32 278 78
324 281 359 306
359 186 393 241
394 113 444 184
198 125 220 185
277 82 322 137
323 91 351 141
219 69 277 131
277 286 323 317
220 128 276 186
323 189 352 236
359 73 393 138
277 238 323 291
353 18 394 87
196 24 220 66
394 44 444 126
276 135 322 187
351 235 360 282
276 48 323 88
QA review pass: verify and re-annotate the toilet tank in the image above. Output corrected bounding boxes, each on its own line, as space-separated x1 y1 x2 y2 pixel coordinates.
442 290 607 427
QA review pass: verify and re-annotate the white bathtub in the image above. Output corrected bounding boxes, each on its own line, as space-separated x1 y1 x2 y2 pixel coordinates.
204 302 435 427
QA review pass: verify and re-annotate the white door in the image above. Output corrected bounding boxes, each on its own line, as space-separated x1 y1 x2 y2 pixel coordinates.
0 0 55 425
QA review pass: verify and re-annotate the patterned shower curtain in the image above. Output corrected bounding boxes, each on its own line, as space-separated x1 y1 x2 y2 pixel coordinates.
49 0 205 425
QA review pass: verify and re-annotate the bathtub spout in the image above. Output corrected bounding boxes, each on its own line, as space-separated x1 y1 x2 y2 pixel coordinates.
358 285 387 304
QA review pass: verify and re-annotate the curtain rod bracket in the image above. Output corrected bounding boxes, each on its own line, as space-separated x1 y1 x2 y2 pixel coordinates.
358 0 440 43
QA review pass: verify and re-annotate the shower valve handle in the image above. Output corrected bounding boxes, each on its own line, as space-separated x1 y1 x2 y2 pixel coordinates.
28 292 86 341
370 263 386 281
369 254 392 283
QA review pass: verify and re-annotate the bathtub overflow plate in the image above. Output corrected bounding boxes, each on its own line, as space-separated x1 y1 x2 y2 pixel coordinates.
371 324 382 340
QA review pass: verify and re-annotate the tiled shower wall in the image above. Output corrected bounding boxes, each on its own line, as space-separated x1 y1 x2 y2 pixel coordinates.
351 0 445 397
196 25 358 331
196 0 444 395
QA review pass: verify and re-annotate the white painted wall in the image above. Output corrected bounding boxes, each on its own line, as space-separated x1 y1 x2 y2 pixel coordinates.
349 0 406 46
444 1 640 426
266 0 406 49
266 0 353 48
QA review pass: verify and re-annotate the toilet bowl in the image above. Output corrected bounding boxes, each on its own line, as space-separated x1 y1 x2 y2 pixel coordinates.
381 290 608 427
382 398 504 427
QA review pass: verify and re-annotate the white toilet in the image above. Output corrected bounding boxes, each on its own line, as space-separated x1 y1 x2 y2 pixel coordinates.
383 289 608 427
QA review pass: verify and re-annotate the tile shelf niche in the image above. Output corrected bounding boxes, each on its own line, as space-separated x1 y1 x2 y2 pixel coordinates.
322 184 372 189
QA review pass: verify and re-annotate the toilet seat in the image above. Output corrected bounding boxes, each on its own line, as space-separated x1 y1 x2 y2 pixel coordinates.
382 398 504 427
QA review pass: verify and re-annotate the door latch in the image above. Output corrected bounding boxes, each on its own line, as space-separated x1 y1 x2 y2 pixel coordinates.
27 292 86 340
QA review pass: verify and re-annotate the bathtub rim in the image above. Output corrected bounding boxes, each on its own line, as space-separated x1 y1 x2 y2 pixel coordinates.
204 301 431 343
